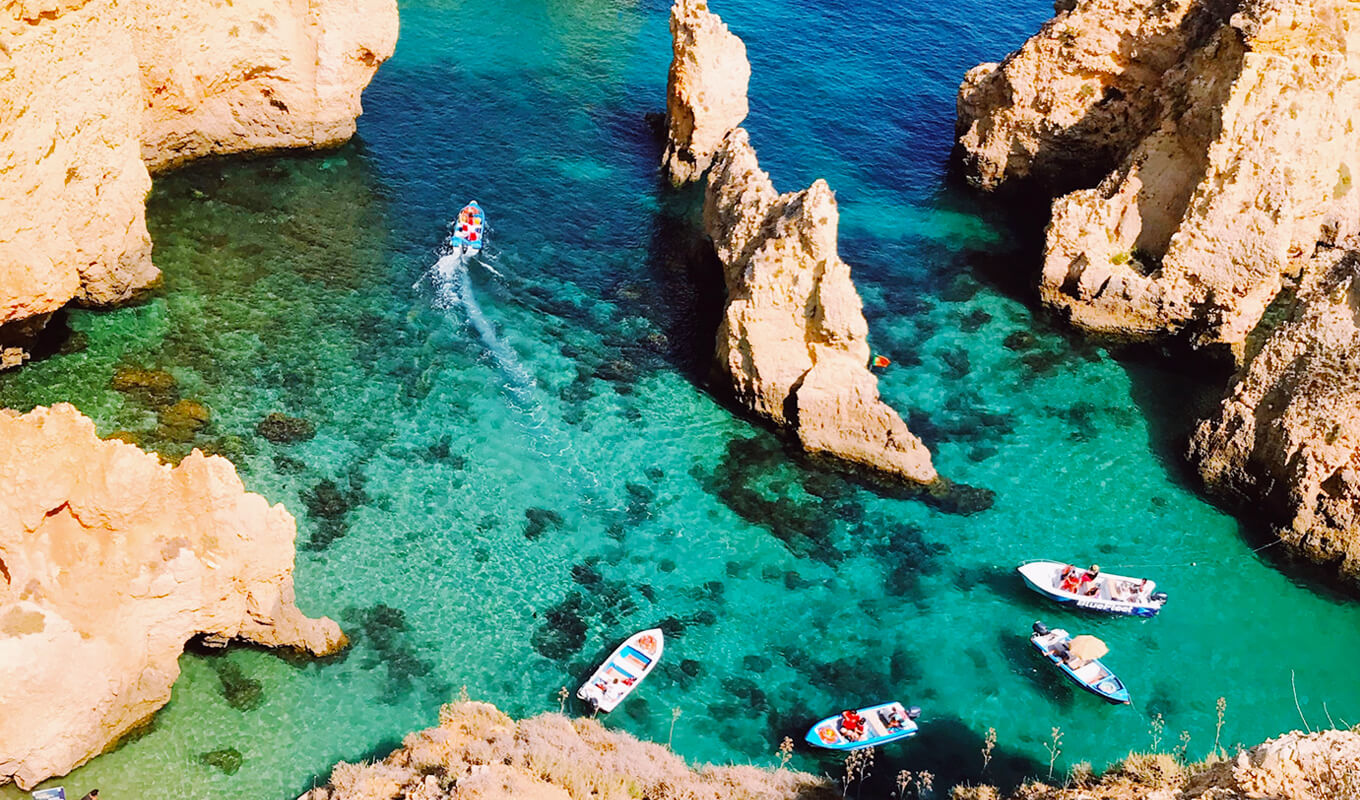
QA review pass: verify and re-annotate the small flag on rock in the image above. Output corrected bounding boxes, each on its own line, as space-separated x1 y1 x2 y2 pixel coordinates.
871 355 891 368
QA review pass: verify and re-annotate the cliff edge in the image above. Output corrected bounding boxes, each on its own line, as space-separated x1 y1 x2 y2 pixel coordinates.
957 0 1360 580
300 700 835 800
957 729 1360 800
0 0 398 367
0 404 346 789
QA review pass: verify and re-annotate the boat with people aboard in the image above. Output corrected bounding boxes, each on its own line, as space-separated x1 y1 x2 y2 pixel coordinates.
1030 621 1130 705
804 702 921 751
576 628 664 713
447 200 485 254
1018 560 1167 617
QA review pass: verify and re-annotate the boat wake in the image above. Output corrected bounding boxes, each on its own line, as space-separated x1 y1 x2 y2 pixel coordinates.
423 248 621 513
431 250 537 408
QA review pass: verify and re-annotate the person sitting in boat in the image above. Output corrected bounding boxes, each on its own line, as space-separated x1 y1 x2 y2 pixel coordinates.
1058 564 1081 593
839 710 866 740
1079 565 1101 596
1130 578 1149 602
883 707 907 730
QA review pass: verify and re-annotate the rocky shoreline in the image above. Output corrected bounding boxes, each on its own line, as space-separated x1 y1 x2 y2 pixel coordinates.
957 0 1360 582
0 0 398 369
0 404 344 789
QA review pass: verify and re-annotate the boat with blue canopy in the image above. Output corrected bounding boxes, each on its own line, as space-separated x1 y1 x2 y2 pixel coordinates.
1030 621 1130 705
576 628 664 713
804 702 921 751
1018 560 1167 617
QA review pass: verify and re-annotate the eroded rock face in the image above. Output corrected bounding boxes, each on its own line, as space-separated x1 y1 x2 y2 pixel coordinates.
960 0 1360 355
1190 251 1360 578
662 0 749 186
0 0 397 366
704 129 937 484
301 701 836 800
0 404 345 789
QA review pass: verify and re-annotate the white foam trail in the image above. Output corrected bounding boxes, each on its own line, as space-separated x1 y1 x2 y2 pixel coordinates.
432 251 537 407
423 248 623 514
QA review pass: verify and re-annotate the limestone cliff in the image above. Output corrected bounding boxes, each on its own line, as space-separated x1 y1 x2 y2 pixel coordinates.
955 729 1360 800
300 701 836 800
0 0 398 367
0 404 346 789
662 0 749 186
705 129 937 484
958 0 1360 355
1189 251 1360 578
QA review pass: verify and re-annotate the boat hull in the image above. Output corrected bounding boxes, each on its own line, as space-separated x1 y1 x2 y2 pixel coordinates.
805 702 919 751
1018 561 1164 617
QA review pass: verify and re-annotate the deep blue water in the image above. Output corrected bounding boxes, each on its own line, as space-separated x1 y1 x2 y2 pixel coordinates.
6 1 1360 798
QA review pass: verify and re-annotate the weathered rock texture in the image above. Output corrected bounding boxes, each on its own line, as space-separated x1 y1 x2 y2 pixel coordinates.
705 129 937 484
302 701 836 800
958 0 1360 355
0 404 345 789
956 729 1360 800
1190 251 1360 577
0 0 398 365
662 0 749 186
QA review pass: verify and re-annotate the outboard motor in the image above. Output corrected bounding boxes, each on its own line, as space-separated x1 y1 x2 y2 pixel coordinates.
906 706 922 721
1150 591 1168 604
1032 620 1049 636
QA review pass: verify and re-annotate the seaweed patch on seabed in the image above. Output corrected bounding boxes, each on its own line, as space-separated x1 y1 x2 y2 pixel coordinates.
693 436 846 565
530 571 643 660
344 603 444 704
864 521 949 598
302 464 370 551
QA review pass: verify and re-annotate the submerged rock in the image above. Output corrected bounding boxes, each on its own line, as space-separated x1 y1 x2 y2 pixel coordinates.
301 701 835 800
662 0 750 186
704 129 936 484
0 0 398 367
959 0 1360 355
0 404 345 789
1190 252 1360 579
257 412 317 443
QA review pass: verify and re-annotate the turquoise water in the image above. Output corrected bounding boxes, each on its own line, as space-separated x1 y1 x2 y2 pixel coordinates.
6 0 1360 797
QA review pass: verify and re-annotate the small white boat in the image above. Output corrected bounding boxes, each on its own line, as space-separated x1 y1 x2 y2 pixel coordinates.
576 628 664 713
1017 560 1167 617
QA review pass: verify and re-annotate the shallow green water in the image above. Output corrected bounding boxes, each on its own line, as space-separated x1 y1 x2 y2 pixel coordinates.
6 0 1360 797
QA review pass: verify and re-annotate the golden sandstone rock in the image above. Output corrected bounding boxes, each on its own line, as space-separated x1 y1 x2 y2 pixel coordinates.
0 404 345 789
664 1 935 484
958 0 1360 579
661 0 749 187
0 0 398 363
705 130 937 484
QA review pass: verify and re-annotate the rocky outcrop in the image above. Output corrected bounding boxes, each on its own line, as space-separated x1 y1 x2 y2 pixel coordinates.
662 0 749 186
956 729 1360 800
1189 251 1360 577
301 701 836 800
0 404 345 789
0 0 398 366
958 0 1360 355
704 129 937 484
